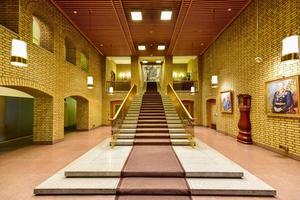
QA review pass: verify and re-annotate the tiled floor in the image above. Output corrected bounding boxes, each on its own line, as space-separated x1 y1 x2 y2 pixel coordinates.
193 127 300 200
0 126 299 199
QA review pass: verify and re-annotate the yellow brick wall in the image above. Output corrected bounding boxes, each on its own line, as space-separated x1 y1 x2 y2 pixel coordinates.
0 0 104 143
201 0 300 157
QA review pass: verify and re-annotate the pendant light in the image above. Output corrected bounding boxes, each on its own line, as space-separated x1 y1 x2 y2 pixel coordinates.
281 0 299 62
211 9 218 88
87 75 94 89
254 0 263 63
281 35 300 61
11 39 28 67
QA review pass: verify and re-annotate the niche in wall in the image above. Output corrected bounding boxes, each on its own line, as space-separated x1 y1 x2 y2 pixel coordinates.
65 37 76 65
32 16 54 52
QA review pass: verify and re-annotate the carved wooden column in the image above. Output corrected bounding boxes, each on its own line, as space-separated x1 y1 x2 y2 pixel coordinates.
237 94 253 144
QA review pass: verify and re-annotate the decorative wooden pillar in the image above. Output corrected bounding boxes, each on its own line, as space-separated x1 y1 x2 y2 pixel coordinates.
237 94 253 144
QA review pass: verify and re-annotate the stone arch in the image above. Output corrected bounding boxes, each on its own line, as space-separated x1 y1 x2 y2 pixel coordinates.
64 94 89 131
0 77 55 144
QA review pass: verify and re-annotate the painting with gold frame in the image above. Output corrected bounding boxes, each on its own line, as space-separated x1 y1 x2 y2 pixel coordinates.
220 90 233 113
265 75 300 118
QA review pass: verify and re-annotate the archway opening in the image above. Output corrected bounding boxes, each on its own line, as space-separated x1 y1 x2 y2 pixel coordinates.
0 86 53 150
64 95 89 133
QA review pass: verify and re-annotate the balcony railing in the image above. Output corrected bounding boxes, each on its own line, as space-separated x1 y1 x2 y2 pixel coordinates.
173 80 198 92
106 81 131 92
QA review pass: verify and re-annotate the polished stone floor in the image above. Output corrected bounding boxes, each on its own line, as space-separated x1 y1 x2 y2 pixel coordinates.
0 126 299 199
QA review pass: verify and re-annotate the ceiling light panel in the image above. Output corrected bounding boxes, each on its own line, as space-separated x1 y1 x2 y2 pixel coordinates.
138 45 146 50
157 45 166 50
161 10 172 20
131 11 142 21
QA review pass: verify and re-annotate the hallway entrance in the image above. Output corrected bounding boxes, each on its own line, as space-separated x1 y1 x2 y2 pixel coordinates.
206 99 217 129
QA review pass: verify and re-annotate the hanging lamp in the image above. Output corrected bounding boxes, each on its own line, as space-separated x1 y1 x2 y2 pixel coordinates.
11 39 28 67
281 35 300 61
281 0 299 62
254 0 263 63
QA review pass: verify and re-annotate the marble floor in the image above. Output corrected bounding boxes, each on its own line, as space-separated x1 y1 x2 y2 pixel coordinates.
0 126 299 199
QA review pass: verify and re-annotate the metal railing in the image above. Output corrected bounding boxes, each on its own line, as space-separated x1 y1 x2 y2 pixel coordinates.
109 84 137 148
167 83 196 147
106 81 131 92
173 80 198 92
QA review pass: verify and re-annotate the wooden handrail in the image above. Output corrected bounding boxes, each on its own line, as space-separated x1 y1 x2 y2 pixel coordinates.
109 84 137 121
167 83 195 121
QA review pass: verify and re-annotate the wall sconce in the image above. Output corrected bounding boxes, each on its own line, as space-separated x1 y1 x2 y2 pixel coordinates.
211 75 218 88
281 35 300 62
191 86 195 93
172 72 178 79
87 75 94 89
109 86 114 94
11 39 28 67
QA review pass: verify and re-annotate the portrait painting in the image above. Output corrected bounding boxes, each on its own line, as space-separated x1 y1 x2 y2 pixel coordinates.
265 75 300 118
220 91 233 113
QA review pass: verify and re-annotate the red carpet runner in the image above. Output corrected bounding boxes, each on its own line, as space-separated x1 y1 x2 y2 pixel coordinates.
116 82 192 200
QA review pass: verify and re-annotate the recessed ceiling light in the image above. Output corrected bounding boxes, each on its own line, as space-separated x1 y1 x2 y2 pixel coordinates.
100 44 103 47
157 45 166 50
131 10 142 21
156 60 162 63
142 60 148 64
227 8 232 12
73 10 77 14
138 45 146 51
161 10 172 20
201 43 204 46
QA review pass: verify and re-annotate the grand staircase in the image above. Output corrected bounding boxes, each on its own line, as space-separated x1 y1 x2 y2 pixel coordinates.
111 82 194 147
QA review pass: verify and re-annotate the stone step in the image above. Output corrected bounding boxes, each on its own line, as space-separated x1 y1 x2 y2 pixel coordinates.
166 116 180 120
123 120 138 124
113 139 191 146
121 124 137 129
125 117 139 120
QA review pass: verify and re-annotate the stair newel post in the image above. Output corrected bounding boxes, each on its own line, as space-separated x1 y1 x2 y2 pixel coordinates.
237 94 253 144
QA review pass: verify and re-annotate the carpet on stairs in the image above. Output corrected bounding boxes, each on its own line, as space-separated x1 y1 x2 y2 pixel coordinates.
116 82 191 200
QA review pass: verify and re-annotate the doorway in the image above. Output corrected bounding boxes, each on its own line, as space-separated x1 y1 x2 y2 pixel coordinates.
206 99 217 129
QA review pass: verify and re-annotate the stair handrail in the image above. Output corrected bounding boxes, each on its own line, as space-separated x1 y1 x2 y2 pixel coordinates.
167 83 196 147
109 84 137 147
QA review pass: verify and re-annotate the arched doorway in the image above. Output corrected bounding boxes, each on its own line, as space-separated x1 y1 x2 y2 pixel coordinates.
206 99 217 129
64 95 89 132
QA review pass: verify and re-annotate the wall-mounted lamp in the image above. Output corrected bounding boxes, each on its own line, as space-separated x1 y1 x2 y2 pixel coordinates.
191 86 195 93
211 75 218 88
281 35 300 62
109 86 114 94
11 39 28 67
87 75 94 89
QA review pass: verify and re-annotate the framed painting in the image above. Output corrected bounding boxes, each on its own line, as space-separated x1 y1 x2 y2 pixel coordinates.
265 75 300 118
220 90 233 113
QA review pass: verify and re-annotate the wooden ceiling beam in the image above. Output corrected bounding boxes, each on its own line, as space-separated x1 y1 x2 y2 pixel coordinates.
111 0 136 55
167 0 193 55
